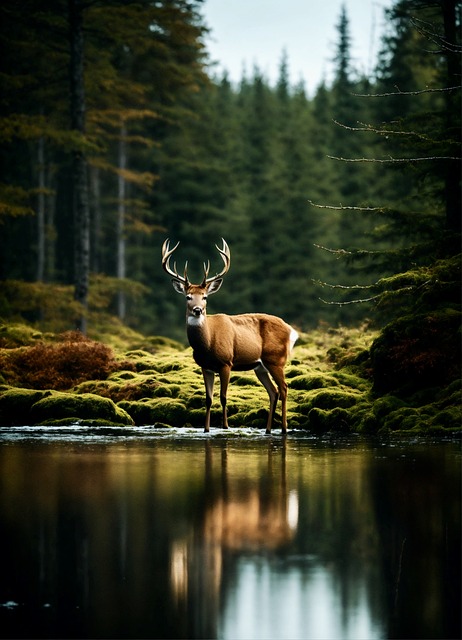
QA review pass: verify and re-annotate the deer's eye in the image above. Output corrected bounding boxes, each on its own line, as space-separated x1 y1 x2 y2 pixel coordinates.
186 294 192 300
203 295 208 301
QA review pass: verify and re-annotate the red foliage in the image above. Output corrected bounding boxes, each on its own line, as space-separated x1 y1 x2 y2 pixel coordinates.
0 332 133 390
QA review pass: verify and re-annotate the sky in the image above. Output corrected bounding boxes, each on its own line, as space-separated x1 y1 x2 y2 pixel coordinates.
201 0 395 94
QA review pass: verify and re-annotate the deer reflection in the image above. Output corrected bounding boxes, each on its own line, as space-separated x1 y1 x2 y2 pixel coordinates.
169 440 298 610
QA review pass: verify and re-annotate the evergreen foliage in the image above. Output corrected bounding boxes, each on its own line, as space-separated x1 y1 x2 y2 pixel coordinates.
0 0 460 404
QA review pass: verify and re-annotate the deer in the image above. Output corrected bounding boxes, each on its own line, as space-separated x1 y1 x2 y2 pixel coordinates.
161 238 298 434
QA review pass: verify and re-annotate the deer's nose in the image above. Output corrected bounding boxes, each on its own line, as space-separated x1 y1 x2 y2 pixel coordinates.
192 306 203 316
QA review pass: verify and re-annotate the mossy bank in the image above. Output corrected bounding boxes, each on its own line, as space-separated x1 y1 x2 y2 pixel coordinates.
0 321 460 435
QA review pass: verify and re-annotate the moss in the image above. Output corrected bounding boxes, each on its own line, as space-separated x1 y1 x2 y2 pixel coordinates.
236 408 269 430
383 407 422 431
74 373 160 402
289 374 339 391
0 388 52 426
331 371 370 391
372 396 407 419
0 323 43 348
357 411 379 434
231 373 259 387
308 407 352 434
30 392 134 426
152 384 182 398
119 397 188 427
133 335 185 353
430 406 462 431
305 388 361 411
124 350 159 372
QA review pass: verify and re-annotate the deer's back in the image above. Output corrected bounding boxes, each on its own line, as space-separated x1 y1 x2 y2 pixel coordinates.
207 313 293 368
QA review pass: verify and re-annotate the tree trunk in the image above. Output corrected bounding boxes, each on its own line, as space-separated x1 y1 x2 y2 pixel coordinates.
117 121 127 320
90 165 102 273
36 136 45 282
442 0 461 233
69 0 90 333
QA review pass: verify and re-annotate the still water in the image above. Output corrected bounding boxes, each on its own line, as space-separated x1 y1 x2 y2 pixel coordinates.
0 427 460 640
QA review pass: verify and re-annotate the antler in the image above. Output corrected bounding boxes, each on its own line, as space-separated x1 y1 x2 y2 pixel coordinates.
202 238 231 286
162 238 230 288
161 239 189 286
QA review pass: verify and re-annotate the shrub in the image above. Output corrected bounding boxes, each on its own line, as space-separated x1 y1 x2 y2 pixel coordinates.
0 332 133 390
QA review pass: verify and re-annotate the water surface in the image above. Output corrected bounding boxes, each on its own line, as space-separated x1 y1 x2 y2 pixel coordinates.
0 427 460 639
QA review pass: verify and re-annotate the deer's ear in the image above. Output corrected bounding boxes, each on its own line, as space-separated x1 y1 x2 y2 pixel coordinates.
207 279 223 295
171 279 186 295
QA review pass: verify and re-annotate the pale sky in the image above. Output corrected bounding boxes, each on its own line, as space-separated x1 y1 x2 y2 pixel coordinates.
202 0 395 94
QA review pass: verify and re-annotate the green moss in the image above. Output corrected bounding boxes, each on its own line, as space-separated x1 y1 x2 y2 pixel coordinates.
30 392 134 426
74 372 161 403
231 373 259 386
372 396 407 419
430 406 462 431
152 384 182 398
308 407 352 434
0 323 43 348
0 387 52 426
331 371 370 391
289 374 339 391
305 388 361 411
119 397 188 427
133 335 185 352
124 350 159 372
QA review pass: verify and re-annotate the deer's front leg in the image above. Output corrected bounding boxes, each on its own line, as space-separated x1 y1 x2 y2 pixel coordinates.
219 366 231 429
202 369 215 432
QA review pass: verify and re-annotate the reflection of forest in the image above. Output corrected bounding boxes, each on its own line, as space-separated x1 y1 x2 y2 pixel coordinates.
0 440 459 639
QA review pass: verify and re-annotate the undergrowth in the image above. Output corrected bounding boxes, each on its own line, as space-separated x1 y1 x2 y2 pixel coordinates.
0 330 134 391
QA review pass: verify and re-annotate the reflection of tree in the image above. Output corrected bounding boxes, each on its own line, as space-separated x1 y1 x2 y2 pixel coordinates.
369 446 461 639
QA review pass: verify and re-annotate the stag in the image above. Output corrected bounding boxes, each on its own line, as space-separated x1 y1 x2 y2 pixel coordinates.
161 239 298 434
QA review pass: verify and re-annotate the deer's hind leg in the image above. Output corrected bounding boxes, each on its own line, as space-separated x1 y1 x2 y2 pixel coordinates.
254 363 279 434
263 364 288 434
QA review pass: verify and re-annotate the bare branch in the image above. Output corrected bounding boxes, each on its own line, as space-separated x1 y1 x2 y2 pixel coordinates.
333 120 438 143
312 279 377 290
411 17 462 54
318 294 382 306
327 155 461 163
313 243 389 258
353 85 461 98
308 200 384 212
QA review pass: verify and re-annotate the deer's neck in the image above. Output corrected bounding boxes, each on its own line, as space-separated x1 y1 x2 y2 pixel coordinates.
186 314 211 351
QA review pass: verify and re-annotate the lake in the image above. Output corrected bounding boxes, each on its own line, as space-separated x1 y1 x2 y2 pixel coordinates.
0 427 460 639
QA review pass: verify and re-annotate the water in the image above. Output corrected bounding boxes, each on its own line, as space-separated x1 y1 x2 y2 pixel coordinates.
0 427 460 639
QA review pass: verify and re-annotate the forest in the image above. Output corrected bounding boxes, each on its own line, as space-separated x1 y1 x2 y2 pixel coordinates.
0 0 460 433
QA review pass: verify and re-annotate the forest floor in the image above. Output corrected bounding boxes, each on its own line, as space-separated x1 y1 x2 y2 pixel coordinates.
0 321 460 435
